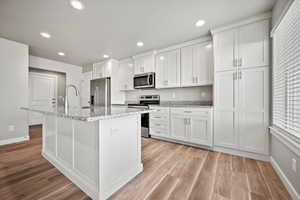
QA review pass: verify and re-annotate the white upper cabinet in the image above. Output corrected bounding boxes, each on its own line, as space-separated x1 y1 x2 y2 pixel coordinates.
237 20 270 69
133 52 155 74
155 49 181 88
119 59 134 91
92 59 125 104
213 19 269 72
181 42 213 87
93 61 112 79
213 29 236 72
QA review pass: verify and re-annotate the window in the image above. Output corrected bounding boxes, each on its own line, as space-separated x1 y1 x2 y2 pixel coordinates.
272 0 300 139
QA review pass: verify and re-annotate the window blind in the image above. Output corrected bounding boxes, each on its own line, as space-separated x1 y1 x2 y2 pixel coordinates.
272 0 300 138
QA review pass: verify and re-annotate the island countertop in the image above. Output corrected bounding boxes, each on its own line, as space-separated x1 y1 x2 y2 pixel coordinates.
21 105 155 122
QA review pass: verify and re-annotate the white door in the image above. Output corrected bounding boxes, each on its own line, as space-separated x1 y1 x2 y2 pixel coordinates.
189 116 211 146
193 43 214 85
214 29 237 72
170 114 187 141
214 70 238 148
181 45 194 86
238 20 269 69
29 72 57 125
237 67 269 154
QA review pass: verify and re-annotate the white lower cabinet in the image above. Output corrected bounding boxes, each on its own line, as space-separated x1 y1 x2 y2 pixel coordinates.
170 114 187 141
150 106 213 147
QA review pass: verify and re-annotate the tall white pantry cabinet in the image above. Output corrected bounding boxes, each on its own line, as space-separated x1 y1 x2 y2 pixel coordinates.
211 13 270 158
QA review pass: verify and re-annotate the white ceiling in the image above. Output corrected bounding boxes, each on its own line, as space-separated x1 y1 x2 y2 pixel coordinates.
0 0 276 66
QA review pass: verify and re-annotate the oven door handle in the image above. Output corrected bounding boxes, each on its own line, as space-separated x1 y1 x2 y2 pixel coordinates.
147 75 150 85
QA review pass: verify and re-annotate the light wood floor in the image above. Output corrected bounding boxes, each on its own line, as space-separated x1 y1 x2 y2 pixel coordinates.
0 125 292 200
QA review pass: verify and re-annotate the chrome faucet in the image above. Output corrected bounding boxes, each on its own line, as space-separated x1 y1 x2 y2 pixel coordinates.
65 84 79 113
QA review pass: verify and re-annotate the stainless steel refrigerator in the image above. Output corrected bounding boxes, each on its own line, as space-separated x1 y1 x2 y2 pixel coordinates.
90 77 111 107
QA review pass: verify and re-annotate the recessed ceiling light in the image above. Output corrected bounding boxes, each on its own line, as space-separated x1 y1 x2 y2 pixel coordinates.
58 52 65 56
70 0 84 10
195 20 206 27
40 32 51 38
103 54 109 58
137 42 144 47
160 56 165 60
206 44 212 49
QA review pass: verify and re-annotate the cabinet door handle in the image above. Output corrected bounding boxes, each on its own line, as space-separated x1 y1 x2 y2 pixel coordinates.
239 71 242 79
233 72 236 80
239 58 243 67
184 111 192 113
233 59 237 67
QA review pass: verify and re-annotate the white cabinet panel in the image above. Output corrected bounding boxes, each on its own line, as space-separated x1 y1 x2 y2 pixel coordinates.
189 116 212 146
181 43 213 87
214 29 236 72
170 114 187 141
74 121 98 184
237 67 269 154
238 112 268 154
134 53 155 74
57 118 73 167
214 110 237 148
193 44 214 85
119 59 134 91
181 45 194 86
156 49 180 88
238 20 270 68
238 67 268 111
214 71 236 110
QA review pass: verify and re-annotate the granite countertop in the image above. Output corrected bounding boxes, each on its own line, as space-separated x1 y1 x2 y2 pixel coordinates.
149 101 213 108
21 105 155 122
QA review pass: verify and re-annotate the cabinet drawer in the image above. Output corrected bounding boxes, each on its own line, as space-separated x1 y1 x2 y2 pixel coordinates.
150 107 169 114
150 121 169 129
150 128 169 136
150 113 169 121
170 108 210 116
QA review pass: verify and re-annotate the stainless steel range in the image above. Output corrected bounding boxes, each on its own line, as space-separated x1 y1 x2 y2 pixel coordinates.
128 95 160 138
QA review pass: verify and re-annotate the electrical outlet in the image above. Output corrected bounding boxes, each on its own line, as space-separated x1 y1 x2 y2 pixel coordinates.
292 158 297 172
8 125 15 132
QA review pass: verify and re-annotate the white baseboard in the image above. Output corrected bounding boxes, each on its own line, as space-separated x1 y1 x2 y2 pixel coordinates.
270 157 300 200
213 146 270 161
0 136 29 146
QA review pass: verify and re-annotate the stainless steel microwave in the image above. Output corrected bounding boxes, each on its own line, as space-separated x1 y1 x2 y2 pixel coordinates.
134 72 155 89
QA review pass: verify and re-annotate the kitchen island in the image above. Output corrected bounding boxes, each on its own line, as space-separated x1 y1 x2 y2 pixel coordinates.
22 106 154 200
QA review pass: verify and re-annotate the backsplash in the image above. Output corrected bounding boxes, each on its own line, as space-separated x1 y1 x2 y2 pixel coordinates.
125 86 213 102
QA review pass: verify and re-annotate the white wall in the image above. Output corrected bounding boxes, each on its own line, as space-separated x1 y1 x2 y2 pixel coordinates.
272 0 293 26
0 38 29 142
29 56 82 107
125 86 213 102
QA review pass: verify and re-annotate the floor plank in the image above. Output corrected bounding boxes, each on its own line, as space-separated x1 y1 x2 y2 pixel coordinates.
0 125 292 200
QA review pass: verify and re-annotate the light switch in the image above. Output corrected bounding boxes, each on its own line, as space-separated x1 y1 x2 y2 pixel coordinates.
8 125 15 132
